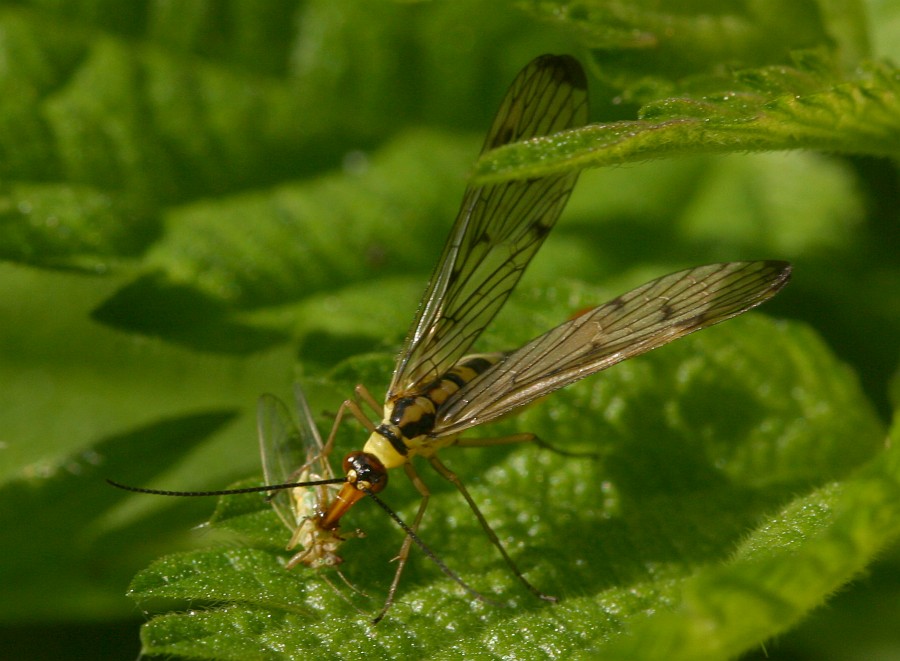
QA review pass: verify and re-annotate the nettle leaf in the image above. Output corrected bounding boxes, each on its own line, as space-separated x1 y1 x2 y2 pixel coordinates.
139 130 474 309
0 409 237 621
0 182 153 270
128 302 888 660
3 2 898 660
472 56 900 184
521 0 870 94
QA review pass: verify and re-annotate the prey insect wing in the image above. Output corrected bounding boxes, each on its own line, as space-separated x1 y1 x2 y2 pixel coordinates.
258 390 345 570
434 260 792 435
258 393 308 530
387 54 589 399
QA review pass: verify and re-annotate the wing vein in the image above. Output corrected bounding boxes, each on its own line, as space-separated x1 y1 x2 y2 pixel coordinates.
433 261 791 435
386 55 589 399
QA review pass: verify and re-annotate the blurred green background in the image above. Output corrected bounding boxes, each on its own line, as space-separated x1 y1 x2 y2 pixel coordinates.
0 1 898 659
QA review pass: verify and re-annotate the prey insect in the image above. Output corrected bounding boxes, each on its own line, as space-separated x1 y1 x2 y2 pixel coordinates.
258 388 348 573
109 54 791 622
258 388 368 608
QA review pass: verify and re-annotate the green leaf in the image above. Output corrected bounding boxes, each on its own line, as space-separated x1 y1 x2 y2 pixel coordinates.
0 409 236 621
128 309 887 660
3 2 899 659
139 130 475 308
472 56 900 184
520 0 871 93
601 410 900 661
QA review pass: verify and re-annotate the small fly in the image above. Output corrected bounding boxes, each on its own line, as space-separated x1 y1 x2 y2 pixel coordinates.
258 387 367 607
258 388 349 573
110 54 791 622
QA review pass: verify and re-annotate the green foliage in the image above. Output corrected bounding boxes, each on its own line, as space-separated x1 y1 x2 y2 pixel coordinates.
475 55 900 182
1 1 898 660
126 317 891 660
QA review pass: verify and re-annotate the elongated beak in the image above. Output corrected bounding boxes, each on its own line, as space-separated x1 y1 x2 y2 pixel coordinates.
319 482 366 530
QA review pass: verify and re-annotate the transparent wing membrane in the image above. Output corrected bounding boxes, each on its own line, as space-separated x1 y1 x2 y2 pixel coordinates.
258 389 345 569
387 55 589 399
258 393 312 530
434 261 791 435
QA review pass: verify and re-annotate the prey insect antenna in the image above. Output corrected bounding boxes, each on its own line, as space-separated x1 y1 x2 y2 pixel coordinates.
362 487 502 622
106 477 345 498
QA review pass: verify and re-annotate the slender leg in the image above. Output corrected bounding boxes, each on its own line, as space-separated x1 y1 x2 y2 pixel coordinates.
320 383 386 457
428 455 557 603
365 474 498 623
354 384 383 417
372 463 431 624
455 433 536 448
323 398 377 456
456 432 598 458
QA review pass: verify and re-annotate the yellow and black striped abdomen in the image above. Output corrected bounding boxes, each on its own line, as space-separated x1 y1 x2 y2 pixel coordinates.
365 353 505 466
423 353 504 411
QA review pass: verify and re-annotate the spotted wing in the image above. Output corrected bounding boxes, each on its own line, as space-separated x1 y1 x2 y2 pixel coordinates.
433 261 792 436
386 54 589 400
257 388 330 530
